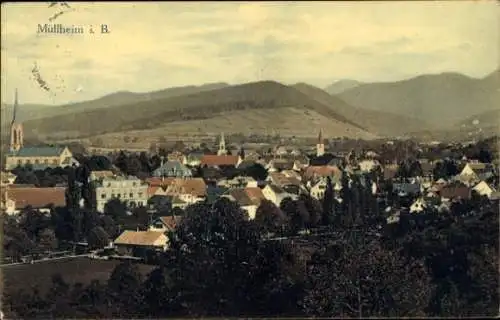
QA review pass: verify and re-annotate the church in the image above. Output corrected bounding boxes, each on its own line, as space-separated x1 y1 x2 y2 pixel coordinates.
4 90 79 170
308 129 344 167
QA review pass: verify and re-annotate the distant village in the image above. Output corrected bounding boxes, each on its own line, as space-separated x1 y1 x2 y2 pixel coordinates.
1 91 498 263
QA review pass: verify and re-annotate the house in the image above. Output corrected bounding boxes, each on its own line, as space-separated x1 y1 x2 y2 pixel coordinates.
262 184 298 207
94 175 149 213
217 176 257 188
303 165 342 183
459 162 494 185
165 178 207 206
222 187 266 219
0 171 17 186
200 155 241 168
409 198 427 214
472 181 495 198
309 177 342 200
152 160 192 178
1 187 66 215
266 159 295 172
439 184 471 202
266 172 301 188
149 215 182 233
145 177 176 198
113 230 169 256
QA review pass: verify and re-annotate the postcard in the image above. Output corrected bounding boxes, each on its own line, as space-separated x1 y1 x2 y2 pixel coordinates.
1 2 498 319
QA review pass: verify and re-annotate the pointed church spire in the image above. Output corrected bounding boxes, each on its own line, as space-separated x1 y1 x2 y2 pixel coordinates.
316 129 325 157
12 88 18 124
217 132 227 156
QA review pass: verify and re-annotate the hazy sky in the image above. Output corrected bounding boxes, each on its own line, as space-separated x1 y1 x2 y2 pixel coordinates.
1 1 498 105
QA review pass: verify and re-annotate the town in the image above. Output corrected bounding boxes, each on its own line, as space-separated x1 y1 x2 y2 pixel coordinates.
1 90 498 318
1 2 498 319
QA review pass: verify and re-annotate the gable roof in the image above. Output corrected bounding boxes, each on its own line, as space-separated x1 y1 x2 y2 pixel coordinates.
227 187 265 206
167 178 207 197
304 165 341 180
114 230 166 246
158 215 182 230
6 187 66 209
200 155 239 167
7 146 66 157
268 172 301 187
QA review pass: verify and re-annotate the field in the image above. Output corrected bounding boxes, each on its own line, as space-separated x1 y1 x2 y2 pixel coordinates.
0 257 156 296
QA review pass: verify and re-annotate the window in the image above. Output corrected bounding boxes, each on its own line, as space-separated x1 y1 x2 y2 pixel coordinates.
138 192 143 197
107 183 111 187
133 182 137 187
111 194 116 198
35 159 40 164
129 193 133 198
17 160 22 165
26 159 31 164
53 159 58 165
101 194 106 199
44 159 49 164
117 194 121 198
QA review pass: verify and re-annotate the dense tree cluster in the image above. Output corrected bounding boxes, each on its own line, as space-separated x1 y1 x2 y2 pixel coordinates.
3 189 497 318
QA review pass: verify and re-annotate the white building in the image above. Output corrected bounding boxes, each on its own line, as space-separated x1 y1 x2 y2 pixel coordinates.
94 175 149 213
262 184 298 207
472 181 495 198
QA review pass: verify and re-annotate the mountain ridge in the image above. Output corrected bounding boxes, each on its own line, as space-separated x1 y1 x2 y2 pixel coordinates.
336 70 499 127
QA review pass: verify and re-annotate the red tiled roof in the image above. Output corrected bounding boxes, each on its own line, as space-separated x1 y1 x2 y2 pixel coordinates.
159 215 182 230
144 177 175 187
6 187 66 209
166 178 207 197
304 165 341 179
245 187 265 205
200 155 239 166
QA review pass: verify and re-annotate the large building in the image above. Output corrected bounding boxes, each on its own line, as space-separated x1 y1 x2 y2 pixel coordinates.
4 90 79 170
94 175 149 213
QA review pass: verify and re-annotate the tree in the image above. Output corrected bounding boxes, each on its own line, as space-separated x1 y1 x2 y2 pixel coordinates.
254 200 287 235
302 238 432 317
164 198 296 317
38 228 58 252
107 261 143 317
242 163 268 181
321 177 335 226
87 226 110 249
139 267 174 317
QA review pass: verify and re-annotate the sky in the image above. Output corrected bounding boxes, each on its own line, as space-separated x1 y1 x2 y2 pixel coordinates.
1 1 499 105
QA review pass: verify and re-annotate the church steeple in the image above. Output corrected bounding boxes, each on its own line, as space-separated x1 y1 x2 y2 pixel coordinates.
316 129 325 157
217 132 227 156
12 88 18 124
10 89 23 153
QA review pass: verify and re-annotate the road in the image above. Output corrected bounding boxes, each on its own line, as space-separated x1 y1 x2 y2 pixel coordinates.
1 254 91 268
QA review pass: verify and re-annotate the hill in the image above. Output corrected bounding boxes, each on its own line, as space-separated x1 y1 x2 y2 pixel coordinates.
1 82 230 126
293 83 434 137
324 79 363 95
336 70 500 127
22 81 376 142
